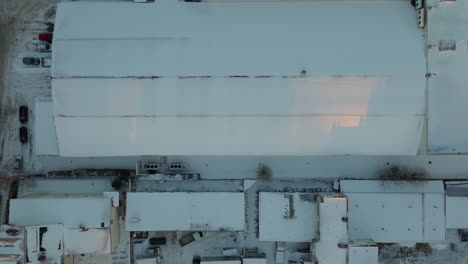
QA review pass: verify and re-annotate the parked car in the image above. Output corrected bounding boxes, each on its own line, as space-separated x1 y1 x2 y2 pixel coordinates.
19 127 28 144
147 247 160 255
35 43 51 52
38 33 53 43
192 256 201 264
19 106 28 124
42 57 51 68
149 237 166 246
179 232 203 247
46 24 54 33
22 57 40 66
13 155 23 170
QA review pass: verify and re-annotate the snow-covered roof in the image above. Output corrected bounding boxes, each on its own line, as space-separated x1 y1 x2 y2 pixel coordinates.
34 100 58 155
26 225 63 264
446 196 468 229
64 228 111 254
136 258 160 264
0 225 24 262
242 258 266 264
52 77 425 118
200 260 241 264
9 197 111 228
25 225 110 263
427 0 468 153
50 0 426 157
347 193 445 242
52 1 424 78
348 243 378 264
126 192 245 231
54 112 423 157
51 76 424 156
313 195 348 264
259 192 318 242
340 180 445 193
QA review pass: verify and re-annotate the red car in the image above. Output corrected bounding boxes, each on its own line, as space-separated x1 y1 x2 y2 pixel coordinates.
39 33 53 43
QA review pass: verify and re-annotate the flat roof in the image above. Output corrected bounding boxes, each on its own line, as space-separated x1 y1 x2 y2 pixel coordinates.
347 193 445 242
259 192 318 242
348 193 422 242
26 225 63 263
427 0 468 154
10 197 111 228
446 196 468 229
340 180 444 193
349 245 378 264
200 261 241 264
64 228 111 254
313 195 348 264
126 192 245 231
242 258 266 264
52 1 424 78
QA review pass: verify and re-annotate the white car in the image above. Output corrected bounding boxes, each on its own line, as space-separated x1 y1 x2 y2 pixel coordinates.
41 57 51 68
35 43 51 52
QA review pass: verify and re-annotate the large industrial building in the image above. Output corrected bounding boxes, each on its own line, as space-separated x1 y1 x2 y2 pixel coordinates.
34 0 432 157
4 0 468 263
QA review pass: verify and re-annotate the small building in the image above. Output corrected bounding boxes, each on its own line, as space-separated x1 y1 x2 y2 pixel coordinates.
9 196 111 228
259 192 318 242
311 194 348 264
8 193 117 263
342 180 446 242
0 225 24 263
126 192 245 231
348 240 378 264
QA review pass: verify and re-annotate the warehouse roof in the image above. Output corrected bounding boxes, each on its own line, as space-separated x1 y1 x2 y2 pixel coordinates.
347 193 445 242
50 0 426 157
259 192 318 242
340 180 444 193
52 1 424 78
126 192 245 231
313 195 348 264
34 100 58 155
9 196 111 228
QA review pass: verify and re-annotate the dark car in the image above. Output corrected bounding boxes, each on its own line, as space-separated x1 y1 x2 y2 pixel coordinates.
192 256 201 264
19 127 28 144
47 24 54 33
19 106 28 124
22 57 40 66
149 237 166 246
39 33 53 43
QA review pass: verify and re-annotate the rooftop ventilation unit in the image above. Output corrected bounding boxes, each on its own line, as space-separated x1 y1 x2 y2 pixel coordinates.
416 0 424 10
439 40 457 51
169 163 186 171
417 9 426 28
